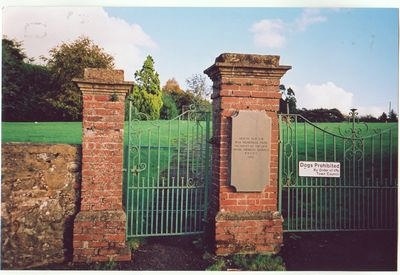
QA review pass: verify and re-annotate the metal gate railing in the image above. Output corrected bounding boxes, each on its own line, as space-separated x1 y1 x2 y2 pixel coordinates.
124 101 211 237
278 110 397 232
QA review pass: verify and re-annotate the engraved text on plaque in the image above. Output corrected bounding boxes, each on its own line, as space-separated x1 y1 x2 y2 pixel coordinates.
230 110 271 192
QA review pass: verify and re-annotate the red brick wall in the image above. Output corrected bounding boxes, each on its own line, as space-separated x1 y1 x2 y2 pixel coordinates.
205 53 291 255
80 93 125 211
73 211 130 262
215 212 283 255
213 78 281 212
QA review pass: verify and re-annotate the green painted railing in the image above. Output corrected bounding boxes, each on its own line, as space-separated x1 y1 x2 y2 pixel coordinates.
279 111 398 232
124 101 211 237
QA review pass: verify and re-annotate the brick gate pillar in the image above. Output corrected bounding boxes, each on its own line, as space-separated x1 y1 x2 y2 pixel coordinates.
72 69 133 262
204 53 291 255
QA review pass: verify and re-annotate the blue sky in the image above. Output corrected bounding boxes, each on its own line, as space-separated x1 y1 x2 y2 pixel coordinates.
2 4 399 116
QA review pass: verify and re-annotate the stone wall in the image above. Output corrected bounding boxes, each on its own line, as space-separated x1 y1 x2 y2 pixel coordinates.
1 143 81 269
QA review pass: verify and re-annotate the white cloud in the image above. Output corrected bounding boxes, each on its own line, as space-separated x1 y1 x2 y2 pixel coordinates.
250 19 286 48
2 7 157 81
294 9 327 32
295 81 387 117
356 106 387 118
296 82 353 113
251 8 327 49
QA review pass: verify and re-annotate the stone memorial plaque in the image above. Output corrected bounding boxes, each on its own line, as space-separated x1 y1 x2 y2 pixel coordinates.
230 110 271 192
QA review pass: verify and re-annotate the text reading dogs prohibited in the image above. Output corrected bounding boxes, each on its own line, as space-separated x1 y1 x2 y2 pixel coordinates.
299 161 341 178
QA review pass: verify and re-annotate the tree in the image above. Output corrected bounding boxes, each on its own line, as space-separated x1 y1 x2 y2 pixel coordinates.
163 78 183 94
19 63 59 121
297 108 345 122
279 85 296 114
46 36 114 120
184 74 212 112
129 55 163 120
160 92 179 119
388 109 398 122
378 112 388 122
185 74 211 99
2 37 57 121
2 38 25 120
162 78 189 113
359 114 379 122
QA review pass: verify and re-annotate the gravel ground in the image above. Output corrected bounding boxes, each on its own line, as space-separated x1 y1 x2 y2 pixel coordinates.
279 231 397 271
31 230 397 271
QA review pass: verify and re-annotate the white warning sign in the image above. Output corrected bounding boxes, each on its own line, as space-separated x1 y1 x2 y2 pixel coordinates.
298 161 341 178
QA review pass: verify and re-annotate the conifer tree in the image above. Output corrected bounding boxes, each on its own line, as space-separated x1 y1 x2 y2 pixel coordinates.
130 55 163 119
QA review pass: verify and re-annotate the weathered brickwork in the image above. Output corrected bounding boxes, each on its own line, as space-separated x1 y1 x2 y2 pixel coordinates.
215 212 283 255
1 143 81 269
72 68 133 262
205 53 291 255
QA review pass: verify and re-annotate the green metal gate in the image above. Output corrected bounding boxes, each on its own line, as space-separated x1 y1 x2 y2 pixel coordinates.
124 101 211 237
279 110 397 232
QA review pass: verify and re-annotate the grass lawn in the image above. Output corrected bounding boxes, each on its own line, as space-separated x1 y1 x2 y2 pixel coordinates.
2 120 209 145
2 121 83 144
280 121 398 172
3 120 396 144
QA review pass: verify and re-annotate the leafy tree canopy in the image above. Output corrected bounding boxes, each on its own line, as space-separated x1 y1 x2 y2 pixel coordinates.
46 36 114 120
297 108 345 122
162 78 184 94
2 37 26 120
2 37 58 121
160 92 179 119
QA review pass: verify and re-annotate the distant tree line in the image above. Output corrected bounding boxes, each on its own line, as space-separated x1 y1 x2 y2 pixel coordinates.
2 36 211 122
278 85 398 123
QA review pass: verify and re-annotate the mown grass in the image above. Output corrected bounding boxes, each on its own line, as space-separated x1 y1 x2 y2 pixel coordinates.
2 121 83 144
279 120 398 177
3 121 396 147
1 120 208 146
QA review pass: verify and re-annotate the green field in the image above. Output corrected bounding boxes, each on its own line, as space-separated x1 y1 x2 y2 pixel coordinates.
2 122 83 144
1 120 207 144
2 120 209 180
279 119 398 181
2 121 397 146
279 120 398 163
1 121 191 145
